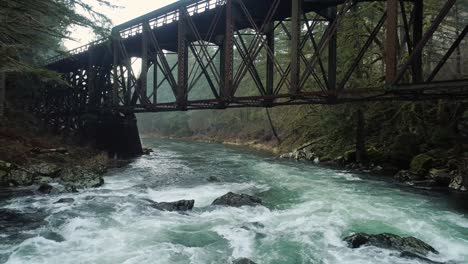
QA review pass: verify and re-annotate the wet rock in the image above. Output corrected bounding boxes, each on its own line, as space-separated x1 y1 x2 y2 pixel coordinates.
344 233 438 256
394 170 421 182
212 192 262 207
38 184 54 194
449 174 466 191
142 148 153 155
91 165 108 175
428 169 452 186
35 176 54 185
6 170 35 186
60 167 104 189
207 176 221 182
54 198 75 204
279 152 293 159
40 231 66 242
29 163 61 177
0 209 47 234
233 258 257 264
148 199 195 211
400 251 444 264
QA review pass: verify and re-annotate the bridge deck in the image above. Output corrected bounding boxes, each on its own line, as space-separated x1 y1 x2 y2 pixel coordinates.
41 0 468 116
49 0 336 70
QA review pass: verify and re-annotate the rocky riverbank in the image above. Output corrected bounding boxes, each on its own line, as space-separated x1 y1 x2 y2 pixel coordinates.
279 140 468 192
0 111 125 193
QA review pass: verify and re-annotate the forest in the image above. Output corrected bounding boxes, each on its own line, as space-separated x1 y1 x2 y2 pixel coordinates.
136 0 468 181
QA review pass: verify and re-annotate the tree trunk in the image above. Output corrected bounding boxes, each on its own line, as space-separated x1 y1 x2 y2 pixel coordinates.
356 109 366 163
0 72 5 118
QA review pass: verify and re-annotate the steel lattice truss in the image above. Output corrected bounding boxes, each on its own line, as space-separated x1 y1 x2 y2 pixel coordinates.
40 0 468 118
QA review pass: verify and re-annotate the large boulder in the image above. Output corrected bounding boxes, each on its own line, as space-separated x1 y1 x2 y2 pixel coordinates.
6 170 35 186
449 174 466 191
428 169 452 187
394 170 421 182
147 199 195 212
38 184 54 194
233 258 257 264
29 163 62 177
59 167 104 189
410 154 434 176
212 192 262 207
0 209 47 234
344 233 438 256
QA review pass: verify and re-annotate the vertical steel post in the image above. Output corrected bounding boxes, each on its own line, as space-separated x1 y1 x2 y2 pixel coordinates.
88 45 97 107
177 9 188 108
266 22 275 96
153 58 158 104
0 72 4 118
291 0 302 94
386 0 398 84
125 58 132 106
221 0 234 99
328 6 337 91
412 0 423 83
141 22 150 103
112 30 119 105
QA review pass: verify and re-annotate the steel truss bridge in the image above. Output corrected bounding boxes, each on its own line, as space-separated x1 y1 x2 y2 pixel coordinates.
42 0 468 115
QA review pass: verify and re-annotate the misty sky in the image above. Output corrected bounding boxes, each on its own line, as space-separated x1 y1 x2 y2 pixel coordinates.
65 0 178 50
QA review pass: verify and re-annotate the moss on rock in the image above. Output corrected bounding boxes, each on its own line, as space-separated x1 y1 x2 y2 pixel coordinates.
410 154 434 175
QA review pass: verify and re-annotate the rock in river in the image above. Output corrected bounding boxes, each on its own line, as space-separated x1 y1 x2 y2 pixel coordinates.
212 192 262 207
146 199 195 212
60 166 104 189
37 184 54 194
344 233 438 256
54 198 75 204
233 258 257 264
0 209 47 235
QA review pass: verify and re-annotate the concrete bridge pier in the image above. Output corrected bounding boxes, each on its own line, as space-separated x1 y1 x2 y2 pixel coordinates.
84 113 143 159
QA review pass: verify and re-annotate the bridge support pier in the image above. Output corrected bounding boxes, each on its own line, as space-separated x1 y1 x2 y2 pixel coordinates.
83 113 143 159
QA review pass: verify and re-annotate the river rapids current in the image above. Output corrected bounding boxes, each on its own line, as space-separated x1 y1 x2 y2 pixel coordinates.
1 139 468 264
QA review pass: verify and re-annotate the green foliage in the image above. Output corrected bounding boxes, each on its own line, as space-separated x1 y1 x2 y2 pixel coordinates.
0 0 113 74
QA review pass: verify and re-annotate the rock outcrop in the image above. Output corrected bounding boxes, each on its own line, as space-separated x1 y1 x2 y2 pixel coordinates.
212 192 262 207
146 199 195 211
344 233 438 257
60 166 104 189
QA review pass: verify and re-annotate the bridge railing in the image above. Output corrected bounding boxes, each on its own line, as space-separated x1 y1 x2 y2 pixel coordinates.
46 0 225 65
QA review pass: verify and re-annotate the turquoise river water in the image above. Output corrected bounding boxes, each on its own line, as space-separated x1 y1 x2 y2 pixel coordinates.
1 138 468 264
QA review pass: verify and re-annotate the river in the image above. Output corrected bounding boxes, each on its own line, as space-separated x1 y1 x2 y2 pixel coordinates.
1 138 468 264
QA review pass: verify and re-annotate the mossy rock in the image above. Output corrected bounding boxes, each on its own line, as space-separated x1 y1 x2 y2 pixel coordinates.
366 146 386 165
410 154 434 175
344 149 356 163
386 133 422 168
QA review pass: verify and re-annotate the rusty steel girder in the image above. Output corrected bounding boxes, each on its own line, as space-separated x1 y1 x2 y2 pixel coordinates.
40 0 468 118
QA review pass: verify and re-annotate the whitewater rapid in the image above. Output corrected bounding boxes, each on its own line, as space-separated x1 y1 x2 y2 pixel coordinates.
1 139 468 264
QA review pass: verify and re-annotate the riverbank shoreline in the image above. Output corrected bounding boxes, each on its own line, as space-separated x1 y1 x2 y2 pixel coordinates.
141 133 468 193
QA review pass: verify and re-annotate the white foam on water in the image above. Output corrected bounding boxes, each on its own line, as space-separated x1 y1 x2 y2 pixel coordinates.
145 182 269 207
1 139 468 264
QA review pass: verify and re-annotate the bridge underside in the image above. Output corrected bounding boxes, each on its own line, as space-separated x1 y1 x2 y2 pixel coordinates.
38 0 468 156
42 0 467 117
